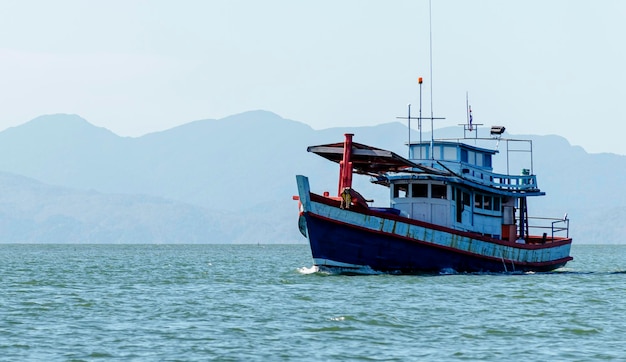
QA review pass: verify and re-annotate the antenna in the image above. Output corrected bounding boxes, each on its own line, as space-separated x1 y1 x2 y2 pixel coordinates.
398 1 445 161
429 0 434 156
418 77 423 158
427 0 441 160
407 103 411 158
466 92 470 127
396 102 419 159
460 93 482 138
396 77 426 159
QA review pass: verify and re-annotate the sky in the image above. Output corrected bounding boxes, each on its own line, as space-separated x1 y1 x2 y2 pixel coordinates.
1 0 625 154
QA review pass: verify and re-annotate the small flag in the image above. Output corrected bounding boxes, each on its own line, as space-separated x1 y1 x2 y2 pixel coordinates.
469 105 473 131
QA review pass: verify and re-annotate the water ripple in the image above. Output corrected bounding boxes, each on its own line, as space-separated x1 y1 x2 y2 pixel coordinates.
0 244 624 361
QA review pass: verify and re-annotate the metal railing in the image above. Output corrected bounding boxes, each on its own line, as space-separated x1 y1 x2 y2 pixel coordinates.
518 216 570 241
432 160 540 192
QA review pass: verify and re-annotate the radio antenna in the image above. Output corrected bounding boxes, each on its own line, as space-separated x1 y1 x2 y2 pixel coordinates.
429 0 435 158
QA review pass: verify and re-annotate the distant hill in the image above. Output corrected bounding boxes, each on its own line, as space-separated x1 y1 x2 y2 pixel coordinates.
0 111 623 244
0 172 250 243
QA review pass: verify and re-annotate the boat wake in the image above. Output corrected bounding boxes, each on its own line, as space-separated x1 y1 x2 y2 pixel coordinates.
439 268 458 275
297 264 383 275
297 265 319 275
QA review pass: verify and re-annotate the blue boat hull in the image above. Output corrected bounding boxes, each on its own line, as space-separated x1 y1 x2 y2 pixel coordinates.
304 213 568 274
296 175 572 274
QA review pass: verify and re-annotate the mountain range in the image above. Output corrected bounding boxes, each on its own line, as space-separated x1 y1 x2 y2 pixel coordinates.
0 111 623 244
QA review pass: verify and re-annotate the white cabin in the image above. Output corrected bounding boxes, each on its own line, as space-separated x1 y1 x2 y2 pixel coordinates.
385 141 535 241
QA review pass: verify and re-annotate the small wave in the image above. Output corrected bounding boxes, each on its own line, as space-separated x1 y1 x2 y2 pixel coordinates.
297 265 319 274
439 268 458 275
539 270 626 275
298 264 383 275
436 269 529 276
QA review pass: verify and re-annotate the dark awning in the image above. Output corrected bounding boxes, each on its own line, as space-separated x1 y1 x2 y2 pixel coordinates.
307 142 421 175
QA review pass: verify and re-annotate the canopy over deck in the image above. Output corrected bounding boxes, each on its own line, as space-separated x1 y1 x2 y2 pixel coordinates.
307 142 422 175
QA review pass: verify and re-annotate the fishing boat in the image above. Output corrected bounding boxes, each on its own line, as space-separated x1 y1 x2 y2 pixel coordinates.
294 120 573 274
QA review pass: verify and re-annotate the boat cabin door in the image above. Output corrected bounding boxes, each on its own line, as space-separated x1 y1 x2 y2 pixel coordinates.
455 189 472 227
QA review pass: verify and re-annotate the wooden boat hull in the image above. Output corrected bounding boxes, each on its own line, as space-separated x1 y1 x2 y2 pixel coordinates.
297 175 572 274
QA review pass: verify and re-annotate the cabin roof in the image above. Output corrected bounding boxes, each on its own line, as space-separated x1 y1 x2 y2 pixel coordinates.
409 140 498 155
307 142 421 175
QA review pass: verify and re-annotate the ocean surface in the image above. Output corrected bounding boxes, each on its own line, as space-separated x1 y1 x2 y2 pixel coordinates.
1 244 624 361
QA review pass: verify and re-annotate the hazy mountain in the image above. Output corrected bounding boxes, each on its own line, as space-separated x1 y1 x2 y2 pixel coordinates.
0 111 623 244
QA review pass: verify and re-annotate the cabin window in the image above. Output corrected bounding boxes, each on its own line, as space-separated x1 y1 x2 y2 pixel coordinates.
460 149 468 163
476 153 484 167
483 195 492 210
462 192 471 206
474 194 483 208
412 184 428 198
493 196 501 212
393 183 408 198
432 184 447 199
443 146 456 160
412 145 428 159
484 154 492 168
468 151 476 165
433 146 441 160
472 193 500 212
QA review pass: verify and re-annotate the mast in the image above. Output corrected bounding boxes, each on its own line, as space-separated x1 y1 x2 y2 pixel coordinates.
337 133 354 195
429 0 434 159
398 1 444 161
407 104 411 158
419 77 423 158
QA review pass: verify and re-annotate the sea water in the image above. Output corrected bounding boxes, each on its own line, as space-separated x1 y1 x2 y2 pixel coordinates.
1 244 624 361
